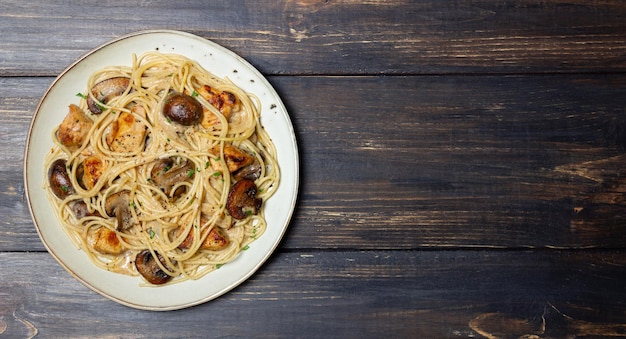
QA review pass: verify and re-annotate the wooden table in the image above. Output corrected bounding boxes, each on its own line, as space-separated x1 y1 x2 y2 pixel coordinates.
2 1 626 337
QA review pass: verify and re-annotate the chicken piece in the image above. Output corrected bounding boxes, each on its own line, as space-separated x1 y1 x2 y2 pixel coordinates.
197 85 239 128
88 227 125 255
107 111 146 153
56 104 93 147
201 227 230 250
176 225 229 251
210 144 254 174
81 156 106 190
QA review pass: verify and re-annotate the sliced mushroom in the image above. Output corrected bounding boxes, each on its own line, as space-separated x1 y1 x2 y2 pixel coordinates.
71 200 101 220
48 159 74 199
150 157 194 197
88 227 125 255
233 159 262 181
226 179 262 220
104 190 134 231
75 162 86 190
135 250 173 285
163 92 203 126
56 104 93 147
87 77 131 114
176 225 229 251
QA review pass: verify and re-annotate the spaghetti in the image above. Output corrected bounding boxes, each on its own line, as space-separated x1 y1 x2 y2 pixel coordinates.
44 52 279 285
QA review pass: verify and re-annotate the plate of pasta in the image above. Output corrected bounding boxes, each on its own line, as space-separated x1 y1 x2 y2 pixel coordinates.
23 30 298 310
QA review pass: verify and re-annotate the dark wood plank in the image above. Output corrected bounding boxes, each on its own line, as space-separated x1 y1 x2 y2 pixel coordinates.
1 1 625 76
277 74 626 250
3 75 626 251
1 250 624 337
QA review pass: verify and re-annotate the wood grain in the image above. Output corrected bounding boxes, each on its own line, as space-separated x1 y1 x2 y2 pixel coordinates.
0 250 624 337
0 1 625 76
277 74 626 249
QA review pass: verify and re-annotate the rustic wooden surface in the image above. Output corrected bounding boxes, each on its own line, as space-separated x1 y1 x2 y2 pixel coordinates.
1 0 626 338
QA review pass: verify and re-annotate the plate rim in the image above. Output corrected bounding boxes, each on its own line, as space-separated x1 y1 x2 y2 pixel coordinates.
23 29 299 311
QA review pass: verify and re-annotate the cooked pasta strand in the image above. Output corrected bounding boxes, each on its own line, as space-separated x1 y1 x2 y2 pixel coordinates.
44 52 279 285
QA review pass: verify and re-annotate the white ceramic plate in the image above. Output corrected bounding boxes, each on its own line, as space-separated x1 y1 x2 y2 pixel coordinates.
24 30 298 310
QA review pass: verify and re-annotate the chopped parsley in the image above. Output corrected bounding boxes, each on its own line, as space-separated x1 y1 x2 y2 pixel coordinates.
95 100 106 112
76 92 88 99
148 229 155 239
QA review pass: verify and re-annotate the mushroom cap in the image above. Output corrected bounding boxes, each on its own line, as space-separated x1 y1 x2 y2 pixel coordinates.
87 77 131 114
162 92 203 126
104 190 134 231
48 159 74 199
150 157 194 197
135 250 173 285
233 158 262 181
226 179 262 220
71 200 101 220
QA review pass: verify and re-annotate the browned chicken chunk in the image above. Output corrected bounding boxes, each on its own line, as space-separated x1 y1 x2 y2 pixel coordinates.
210 144 254 174
88 227 125 255
107 111 147 153
79 156 106 190
198 85 240 128
56 104 93 147
176 225 229 251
